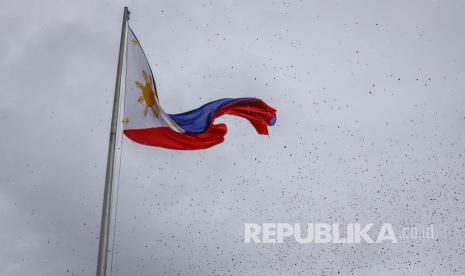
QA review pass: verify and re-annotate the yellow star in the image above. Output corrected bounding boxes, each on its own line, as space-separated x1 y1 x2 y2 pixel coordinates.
123 117 130 125
131 39 139 45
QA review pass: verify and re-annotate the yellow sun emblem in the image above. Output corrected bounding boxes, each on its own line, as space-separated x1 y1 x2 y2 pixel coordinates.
135 70 160 118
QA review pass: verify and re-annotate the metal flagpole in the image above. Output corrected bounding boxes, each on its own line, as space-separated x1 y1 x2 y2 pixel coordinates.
96 7 129 276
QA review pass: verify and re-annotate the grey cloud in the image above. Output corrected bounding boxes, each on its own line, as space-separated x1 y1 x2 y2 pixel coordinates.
1 0 465 275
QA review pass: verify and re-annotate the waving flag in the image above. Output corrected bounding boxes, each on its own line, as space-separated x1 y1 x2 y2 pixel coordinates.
122 27 276 150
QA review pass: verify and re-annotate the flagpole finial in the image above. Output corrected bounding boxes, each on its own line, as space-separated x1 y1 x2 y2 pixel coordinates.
124 7 130 20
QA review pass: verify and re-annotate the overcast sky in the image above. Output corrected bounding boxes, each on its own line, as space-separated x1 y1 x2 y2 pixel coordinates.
1 0 465 275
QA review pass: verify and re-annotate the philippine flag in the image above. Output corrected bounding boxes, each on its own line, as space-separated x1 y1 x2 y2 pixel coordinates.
122 27 277 150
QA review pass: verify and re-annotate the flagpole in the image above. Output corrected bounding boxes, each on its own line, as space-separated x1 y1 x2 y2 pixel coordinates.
96 7 129 276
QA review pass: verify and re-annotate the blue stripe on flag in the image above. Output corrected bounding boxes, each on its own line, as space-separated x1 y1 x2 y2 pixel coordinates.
169 98 254 134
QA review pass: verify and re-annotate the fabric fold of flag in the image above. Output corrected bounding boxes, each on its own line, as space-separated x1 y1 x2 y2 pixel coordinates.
122 26 277 150
124 98 276 150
